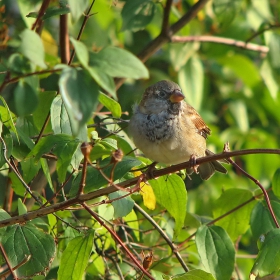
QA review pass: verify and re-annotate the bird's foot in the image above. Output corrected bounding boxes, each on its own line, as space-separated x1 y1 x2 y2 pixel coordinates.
145 162 157 179
190 154 199 174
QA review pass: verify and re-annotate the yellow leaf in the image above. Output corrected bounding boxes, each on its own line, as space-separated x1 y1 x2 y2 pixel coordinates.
42 29 58 57
140 183 156 210
132 170 156 210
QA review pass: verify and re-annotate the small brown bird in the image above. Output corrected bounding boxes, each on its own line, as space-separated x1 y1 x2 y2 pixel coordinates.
129 80 227 180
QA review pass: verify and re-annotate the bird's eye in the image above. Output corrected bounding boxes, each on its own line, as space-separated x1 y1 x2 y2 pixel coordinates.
158 92 166 98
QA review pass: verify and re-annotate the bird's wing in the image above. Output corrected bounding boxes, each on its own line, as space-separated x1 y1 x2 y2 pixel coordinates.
185 104 211 139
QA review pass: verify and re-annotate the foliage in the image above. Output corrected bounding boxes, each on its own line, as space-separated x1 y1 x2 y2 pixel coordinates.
0 0 280 279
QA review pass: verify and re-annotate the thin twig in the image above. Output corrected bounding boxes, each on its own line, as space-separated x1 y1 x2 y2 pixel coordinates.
172 35 269 53
31 0 51 33
68 0 96 65
0 69 63 94
229 159 279 227
134 203 189 272
82 202 154 280
0 243 18 279
246 23 280 43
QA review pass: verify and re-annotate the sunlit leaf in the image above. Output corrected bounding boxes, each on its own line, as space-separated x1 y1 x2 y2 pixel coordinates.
58 230 94 280
149 174 187 236
89 47 149 79
196 225 235 280
70 38 89 68
179 56 204 111
18 29 46 68
68 0 88 22
172 269 216 279
98 92 122 118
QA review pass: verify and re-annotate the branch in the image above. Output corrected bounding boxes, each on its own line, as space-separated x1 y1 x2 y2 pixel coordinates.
0 148 280 228
60 14 70 63
172 35 269 53
161 0 173 36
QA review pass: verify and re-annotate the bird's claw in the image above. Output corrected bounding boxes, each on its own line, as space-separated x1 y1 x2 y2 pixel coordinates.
190 154 199 174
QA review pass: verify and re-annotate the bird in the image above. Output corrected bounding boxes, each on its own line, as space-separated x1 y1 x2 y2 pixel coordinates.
129 80 227 180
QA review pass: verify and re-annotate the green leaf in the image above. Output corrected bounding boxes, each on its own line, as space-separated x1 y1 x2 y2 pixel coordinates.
213 188 256 240
0 129 13 168
87 255 105 277
9 172 26 196
50 95 87 141
267 33 280 68
33 91 56 133
121 0 156 32
58 230 94 280
272 168 280 199
98 204 114 221
123 209 140 241
40 158 54 192
14 79 38 116
2 223 55 278
21 157 41 183
68 0 88 22
70 156 142 196
17 0 37 28
217 54 261 88
250 201 280 239
228 100 249 132
18 29 46 68
98 92 122 118
59 67 100 136
260 59 279 99
27 6 70 20
17 198 27 215
70 38 89 68
179 56 204 111
251 228 280 278
89 47 149 79
195 225 235 280
8 53 32 74
213 0 243 30
109 191 134 218
0 97 19 142
172 269 216 279
87 67 116 98
28 134 80 183
149 174 187 236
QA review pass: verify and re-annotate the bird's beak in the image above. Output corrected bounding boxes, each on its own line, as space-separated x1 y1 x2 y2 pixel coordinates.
169 89 185 103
